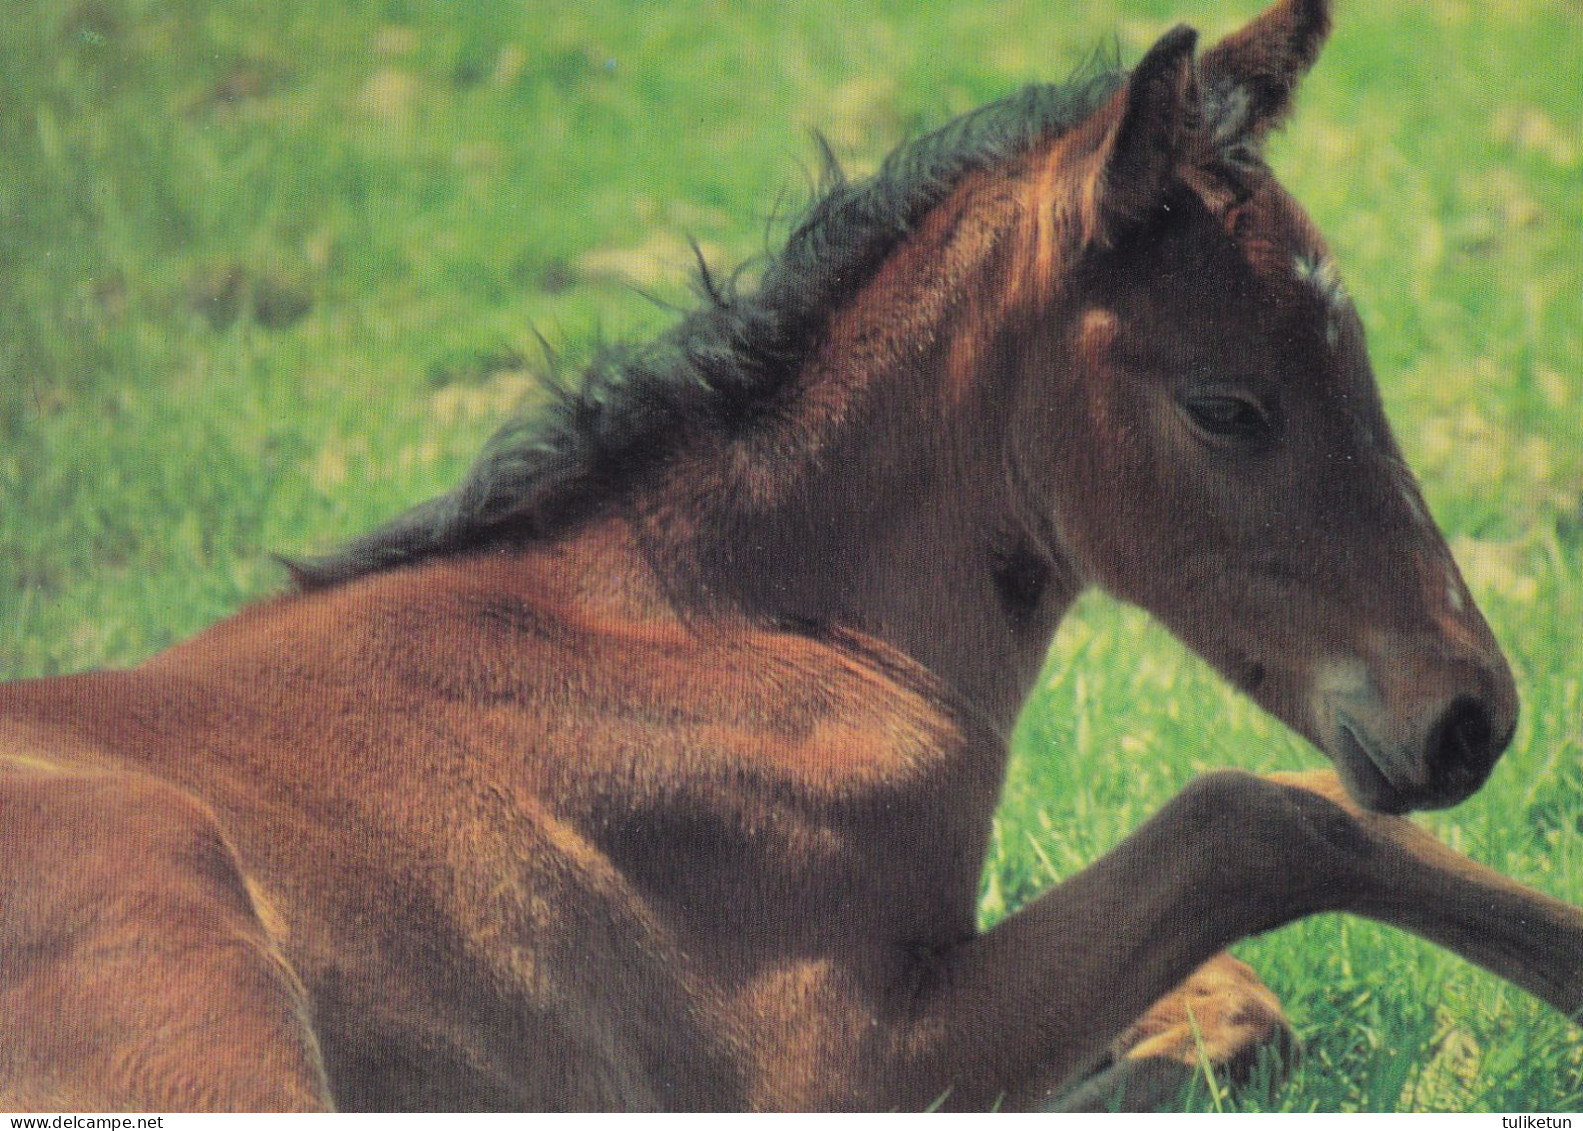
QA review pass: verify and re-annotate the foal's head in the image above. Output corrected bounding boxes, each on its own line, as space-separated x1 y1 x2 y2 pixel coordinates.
1009 0 1516 812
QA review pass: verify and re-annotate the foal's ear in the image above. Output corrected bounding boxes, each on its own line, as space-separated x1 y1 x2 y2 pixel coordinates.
1200 0 1331 150
1090 24 1199 246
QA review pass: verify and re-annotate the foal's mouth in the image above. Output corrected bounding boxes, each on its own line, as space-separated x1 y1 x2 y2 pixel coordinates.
1330 709 1508 815
1332 720 1415 815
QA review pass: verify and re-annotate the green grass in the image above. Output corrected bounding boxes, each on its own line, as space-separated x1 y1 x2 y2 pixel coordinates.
3 0 1581 1112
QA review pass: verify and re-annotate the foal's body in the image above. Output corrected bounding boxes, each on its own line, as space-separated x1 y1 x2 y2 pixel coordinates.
5 0 1582 1111
7 528 1007 1109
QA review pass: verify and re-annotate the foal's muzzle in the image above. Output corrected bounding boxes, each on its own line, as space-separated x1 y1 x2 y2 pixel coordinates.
1319 650 1519 814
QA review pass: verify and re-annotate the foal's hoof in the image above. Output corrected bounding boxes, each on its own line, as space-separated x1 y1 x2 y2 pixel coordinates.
1048 952 1296 1112
1115 951 1294 1077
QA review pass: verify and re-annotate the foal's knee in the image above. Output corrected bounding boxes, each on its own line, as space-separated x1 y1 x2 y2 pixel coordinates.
1179 768 1370 845
1163 769 1379 918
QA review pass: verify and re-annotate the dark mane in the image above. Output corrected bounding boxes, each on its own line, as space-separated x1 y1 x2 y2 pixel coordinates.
289 67 1126 591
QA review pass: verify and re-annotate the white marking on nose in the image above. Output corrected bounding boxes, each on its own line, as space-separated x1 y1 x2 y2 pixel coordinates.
1310 657 1373 725
1313 657 1369 696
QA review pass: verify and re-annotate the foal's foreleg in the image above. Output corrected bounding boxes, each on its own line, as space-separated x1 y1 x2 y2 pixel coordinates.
897 769 1583 1111
1269 769 1583 1013
0 769 333 1112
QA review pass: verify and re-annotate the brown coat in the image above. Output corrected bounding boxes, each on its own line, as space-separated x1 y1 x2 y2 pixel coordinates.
3 0 1578 1111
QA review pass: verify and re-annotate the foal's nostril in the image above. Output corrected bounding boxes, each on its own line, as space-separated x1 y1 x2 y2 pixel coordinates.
1427 695 1499 784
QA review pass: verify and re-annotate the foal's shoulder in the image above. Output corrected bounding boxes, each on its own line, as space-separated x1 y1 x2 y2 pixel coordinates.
437 543 995 784
675 616 998 790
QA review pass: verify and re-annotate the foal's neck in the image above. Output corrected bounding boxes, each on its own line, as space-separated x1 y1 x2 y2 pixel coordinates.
641 161 1092 735
662 356 1080 739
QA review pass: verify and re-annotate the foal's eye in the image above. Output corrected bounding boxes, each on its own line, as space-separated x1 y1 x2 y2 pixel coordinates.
1180 394 1278 448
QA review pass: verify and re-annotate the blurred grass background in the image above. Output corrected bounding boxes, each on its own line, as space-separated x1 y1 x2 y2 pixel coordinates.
2 0 1580 1111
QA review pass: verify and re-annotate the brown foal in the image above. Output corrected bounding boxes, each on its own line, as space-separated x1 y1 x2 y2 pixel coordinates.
3 0 1578 1111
